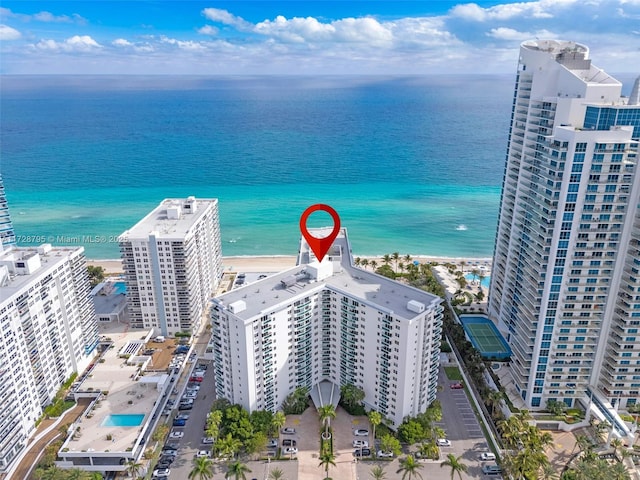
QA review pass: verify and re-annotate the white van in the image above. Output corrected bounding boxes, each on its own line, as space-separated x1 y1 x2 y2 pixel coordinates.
154 336 166 343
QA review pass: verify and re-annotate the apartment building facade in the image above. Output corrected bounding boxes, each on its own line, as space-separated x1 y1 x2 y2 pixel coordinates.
211 229 443 428
0 244 98 472
0 175 16 247
489 40 640 410
119 197 222 336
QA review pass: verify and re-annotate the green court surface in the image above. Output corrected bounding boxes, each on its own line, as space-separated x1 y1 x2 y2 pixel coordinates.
460 315 511 359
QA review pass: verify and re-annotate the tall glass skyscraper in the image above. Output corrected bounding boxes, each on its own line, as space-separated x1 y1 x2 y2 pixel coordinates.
489 40 640 411
0 175 16 247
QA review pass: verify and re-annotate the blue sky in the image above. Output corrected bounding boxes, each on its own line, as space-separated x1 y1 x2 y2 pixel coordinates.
1 1 638 74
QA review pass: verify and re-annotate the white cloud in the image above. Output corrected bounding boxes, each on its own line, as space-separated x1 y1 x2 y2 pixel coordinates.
160 36 208 51
33 11 85 23
0 24 20 40
198 25 218 36
450 0 578 21
112 38 132 47
202 8 251 29
34 35 101 52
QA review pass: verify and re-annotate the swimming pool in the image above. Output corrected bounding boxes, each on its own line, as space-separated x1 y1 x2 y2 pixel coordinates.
465 273 490 288
101 414 145 427
113 281 127 295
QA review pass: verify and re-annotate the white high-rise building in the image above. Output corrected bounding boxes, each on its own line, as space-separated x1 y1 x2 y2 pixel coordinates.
211 228 443 428
489 40 640 411
0 244 98 473
119 197 222 336
0 175 16 247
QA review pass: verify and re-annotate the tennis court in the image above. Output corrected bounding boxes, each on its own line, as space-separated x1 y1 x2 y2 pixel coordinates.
460 315 511 360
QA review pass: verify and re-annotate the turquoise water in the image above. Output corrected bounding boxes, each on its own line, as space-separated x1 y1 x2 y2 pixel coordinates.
113 282 127 295
465 273 491 288
101 414 145 427
1 75 512 259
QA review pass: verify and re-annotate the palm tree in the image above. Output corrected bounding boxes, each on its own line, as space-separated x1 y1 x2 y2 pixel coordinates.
485 390 504 416
124 460 143 479
318 450 336 479
271 411 286 437
317 404 336 437
225 460 252 480
189 456 215 480
361 258 370 269
269 467 285 480
370 465 387 479
392 252 400 272
538 463 560 480
355 257 361 267
404 254 412 266
368 410 382 443
396 455 424 480
41 467 66 480
216 433 242 459
66 469 92 480
398 262 405 274
370 260 378 271
440 453 468 480
382 254 392 267
610 438 624 458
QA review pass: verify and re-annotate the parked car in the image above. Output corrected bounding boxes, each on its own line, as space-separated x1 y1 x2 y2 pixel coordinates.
158 455 175 465
437 438 451 447
354 448 371 457
201 437 214 444
196 450 212 458
152 468 170 478
161 449 177 457
267 439 278 448
190 376 204 383
283 447 298 455
172 418 186 427
163 442 179 450
178 404 193 411
281 427 296 434
186 384 200 391
183 392 197 399
377 450 393 458
482 464 503 476
353 440 369 448
193 370 206 377
169 431 184 439
176 413 190 420
480 452 496 461
282 439 297 447
450 382 464 389
354 429 369 436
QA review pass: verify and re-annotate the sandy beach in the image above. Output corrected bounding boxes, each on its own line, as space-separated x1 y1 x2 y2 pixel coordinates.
88 254 491 276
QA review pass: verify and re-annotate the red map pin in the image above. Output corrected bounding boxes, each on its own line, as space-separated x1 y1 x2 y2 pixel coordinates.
299 204 341 262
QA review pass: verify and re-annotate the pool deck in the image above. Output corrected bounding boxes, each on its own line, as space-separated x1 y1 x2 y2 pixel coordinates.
62 322 168 456
433 262 490 313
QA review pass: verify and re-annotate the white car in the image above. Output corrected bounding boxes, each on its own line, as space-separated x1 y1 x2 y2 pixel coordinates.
354 429 369 436
353 440 369 448
437 438 451 447
480 452 496 461
195 450 212 458
377 450 394 458
152 468 170 478
267 439 278 448
283 447 298 455
281 427 296 434
169 431 184 439
201 437 214 444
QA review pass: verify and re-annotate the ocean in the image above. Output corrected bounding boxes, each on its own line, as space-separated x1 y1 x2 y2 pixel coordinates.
1 75 513 259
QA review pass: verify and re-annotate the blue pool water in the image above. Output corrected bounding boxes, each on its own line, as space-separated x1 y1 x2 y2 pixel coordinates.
465 273 490 288
101 414 144 427
113 282 127 295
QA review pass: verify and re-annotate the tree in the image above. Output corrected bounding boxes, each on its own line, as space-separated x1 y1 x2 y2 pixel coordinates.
87 265 105 287
368 410 382 441
124 460 143 479
538 463 560 480
269 467 285 480
152 423 169 442
398 419 426 444
440 453 468 480
392 252 400 272
340 383 365 412
355 257 361 267
396 455 424 480
380 433 402 456
281 387 309 414
225 461 252 480
317 404 336 437
370 465 387 480
546 399 567 416
215 433 242 459
370 260 378 271
205 410 222 445
189 456 215 480
382 254 392 267
271 411 286 437
244 431 267 457
318 450 336 479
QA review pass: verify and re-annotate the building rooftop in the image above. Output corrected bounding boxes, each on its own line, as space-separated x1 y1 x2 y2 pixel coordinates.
91 282 127 316
61 322 168 456
118 196 217 241
213 228 441 322
0 244 83 302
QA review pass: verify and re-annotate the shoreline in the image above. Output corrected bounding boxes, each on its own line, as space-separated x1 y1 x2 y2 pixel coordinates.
88 254 492 275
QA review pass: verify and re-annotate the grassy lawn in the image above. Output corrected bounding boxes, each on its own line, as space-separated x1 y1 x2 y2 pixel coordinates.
444 366 463 380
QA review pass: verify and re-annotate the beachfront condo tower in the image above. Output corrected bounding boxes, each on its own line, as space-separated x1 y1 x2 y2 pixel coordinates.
0 175 16 247
211 228 443 428
0 243 98 474
489 40 640 413
119 197 222 336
